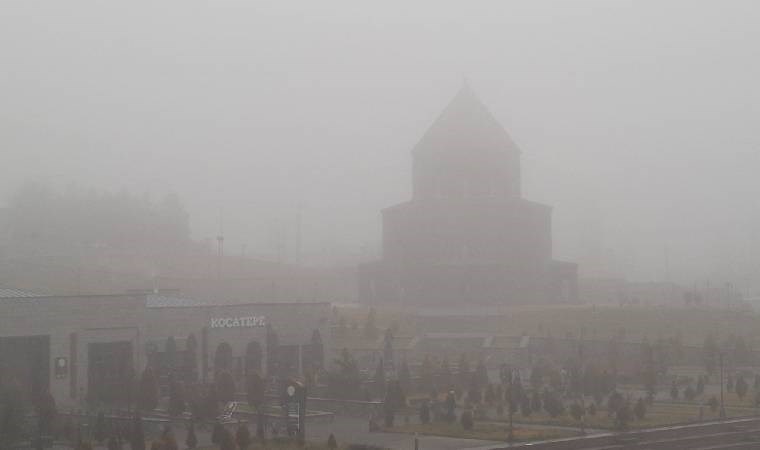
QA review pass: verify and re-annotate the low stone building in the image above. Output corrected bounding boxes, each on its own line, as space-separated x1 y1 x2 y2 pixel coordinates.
0 289 331 408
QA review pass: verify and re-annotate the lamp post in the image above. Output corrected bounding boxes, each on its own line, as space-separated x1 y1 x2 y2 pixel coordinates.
720 352 726 419
501 365 519 445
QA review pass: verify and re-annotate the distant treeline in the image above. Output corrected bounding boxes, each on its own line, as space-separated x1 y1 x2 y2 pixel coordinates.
4 183 191 252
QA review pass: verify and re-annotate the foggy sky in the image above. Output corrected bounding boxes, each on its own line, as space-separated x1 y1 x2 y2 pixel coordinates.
2 1 760 290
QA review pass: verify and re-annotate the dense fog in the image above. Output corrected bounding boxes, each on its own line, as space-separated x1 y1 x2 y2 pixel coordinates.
2 1 760 289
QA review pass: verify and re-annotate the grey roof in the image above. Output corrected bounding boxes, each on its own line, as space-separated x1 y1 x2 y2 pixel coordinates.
0 287 39 298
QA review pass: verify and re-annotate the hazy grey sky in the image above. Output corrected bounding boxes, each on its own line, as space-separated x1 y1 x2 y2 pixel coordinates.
2 1 759 287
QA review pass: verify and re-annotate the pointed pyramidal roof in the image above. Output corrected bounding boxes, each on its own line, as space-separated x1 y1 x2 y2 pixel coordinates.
413 82 520 156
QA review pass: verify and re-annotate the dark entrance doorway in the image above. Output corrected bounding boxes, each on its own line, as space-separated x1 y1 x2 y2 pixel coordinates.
88 341 134 405
0 335 50 402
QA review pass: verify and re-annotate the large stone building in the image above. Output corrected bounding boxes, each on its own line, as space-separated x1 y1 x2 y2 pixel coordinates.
0 288 330 407
359 85 577 305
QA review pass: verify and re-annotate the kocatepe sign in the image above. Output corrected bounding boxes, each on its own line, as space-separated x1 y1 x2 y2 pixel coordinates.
210 316 266 328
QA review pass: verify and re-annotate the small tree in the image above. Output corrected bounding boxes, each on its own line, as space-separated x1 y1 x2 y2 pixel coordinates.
736 375 749 400
235 423 251 450
137 366 159 412
374 358 386 398
399 359 411 393
684 385 696 401
570 402 583 422
520 395 532 417
36 389 57 437
130 414 146 450
460 409 474 431
383 401 395 428
220 427 236 450
419 400 431 424
327 433 338 450
670 381 679 400
615 402 631 430
531 390 542 412
216 371 236 403
246 371 265 410
185 422 197 449
708 396 719 413
94 412 107 443
697 375 705 395
211 422 224 445
634 398 646 420
364 308 378 340
167 376 186 417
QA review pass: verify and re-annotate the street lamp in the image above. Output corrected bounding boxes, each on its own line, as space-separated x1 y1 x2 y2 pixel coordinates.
720 352 726 419
500 364 519 445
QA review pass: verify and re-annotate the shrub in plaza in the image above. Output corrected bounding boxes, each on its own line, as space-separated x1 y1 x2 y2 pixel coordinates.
327 348 362 400
444 390 457 422
216 370 236 403
708 396 719 413
569 402 583 422
460 409 474 431
137 366 159 412
363 308 379 340
419 356 434 391
484 383 495 406
520 396 532 417
129 414 146 450
235 423 251 450
474 359 489 390
670 381 679 400
438 357 452 391
383 402 395 428
607 391 623 416
211 422 224 445
457 353 470 388
684 385 696 401
161 427 178 450
327 433 338 449
246 371 265 410
185 422 197 449
399 359 411 393
697 375 706 395
219 427 236 450
634 398 646 420
107 435 121 450
35 389 57 437
703 334 718 376
736 375 749 400
543 390 564 418
167 375 186 417
615 402 632 431
531 390 542 413
419 400 431 424
94 412 107 443
374 358 386 398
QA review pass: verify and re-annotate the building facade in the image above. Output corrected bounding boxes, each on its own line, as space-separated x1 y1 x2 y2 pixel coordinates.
359 85 577 305
0 291 331 407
